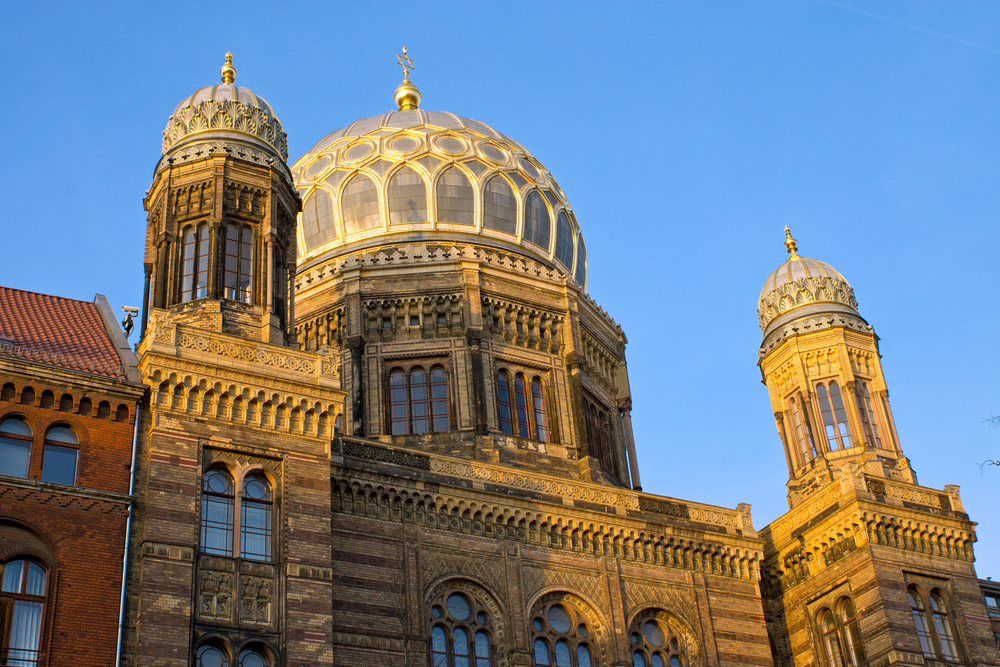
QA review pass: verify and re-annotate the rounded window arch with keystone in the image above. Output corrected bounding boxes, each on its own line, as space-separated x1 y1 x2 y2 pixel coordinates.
629 615 686 667
429 589 495 667
531 600 595 667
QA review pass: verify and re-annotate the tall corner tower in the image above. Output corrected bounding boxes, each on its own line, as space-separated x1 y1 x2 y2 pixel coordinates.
142 52 299 346
757 227 913 508
757 229 998 667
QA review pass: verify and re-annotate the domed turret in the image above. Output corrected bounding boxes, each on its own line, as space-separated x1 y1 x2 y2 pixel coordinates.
757 227 868 352
159 52 289 174
290 58 587 290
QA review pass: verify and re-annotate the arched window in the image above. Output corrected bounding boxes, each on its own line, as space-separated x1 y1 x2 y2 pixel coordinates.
483 175 517 235
180 224 211 302
531 601 594 667
524 191 551 250
1 558 47 667
388 166 428 225
301 189 337 251
389 366 451 435
238 646 270 667
818 609 842 667
201 469 235 555
497 372 514 435
342 173 381 233
196 642 230 667
42 425 78 486
241 474 272 561
630 616 686 667
816 381 852 451
788 395 816 465
531 378 548 442
0 417 32 479
853 382 884 449
436 167 475 225
554 212 574 269
908 585 961 661
429 590 494 667
574 237 587 287
224 224 254 303
930 591 959 661
839 598 864 667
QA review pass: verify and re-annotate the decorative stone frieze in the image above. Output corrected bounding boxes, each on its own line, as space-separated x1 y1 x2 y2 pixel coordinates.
162 98 288 160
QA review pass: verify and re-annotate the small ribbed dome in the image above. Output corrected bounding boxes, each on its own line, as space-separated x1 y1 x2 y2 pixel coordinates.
757 231 861 338
291 109 588 289
160 60 289 168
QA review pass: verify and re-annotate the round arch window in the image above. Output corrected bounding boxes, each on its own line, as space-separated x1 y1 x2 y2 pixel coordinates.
196 643 230 667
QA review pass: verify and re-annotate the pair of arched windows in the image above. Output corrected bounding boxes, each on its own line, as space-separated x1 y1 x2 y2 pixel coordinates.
584 401 614 473
815 381 852 451
196 641 271 667
816 597 864 667
908 585 959 662
201 469 273 561
430 591 493 667
496 371 548 442
852 381 885 450
0 416 78 486
180 224 210 302
389 366 450 435
1 557 47 666
224 224 254 304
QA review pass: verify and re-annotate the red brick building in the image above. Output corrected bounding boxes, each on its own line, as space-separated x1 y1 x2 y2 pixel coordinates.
0 287 146 666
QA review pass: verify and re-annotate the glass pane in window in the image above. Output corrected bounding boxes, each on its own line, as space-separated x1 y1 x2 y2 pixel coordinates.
3 560 23 592
830 382 853 448
651 654 665 667
454 627 471 667
534 639 551 666
574 238 586 286
524 191 551 249
205 470 233 494
411 369 429 434
644 621 666 647
239 648 268 667
578 645 593 667
201 495 234 555
436 167 475 225
302 189 338 251
431 368 450 432
342 173 381 233
670 658 682 667
45 426 77 444
241 499 272 561
197 645 229 667
225 226 239 296
531 379 548 442
476 630 491 666
42 444 76 485
240 228 253 303
633 652 647 667
0 418 31 437
555 212 573 268
816 384 838 450
497 373 514 435
9 601 43 666
24 563 45 596
390 371 408 435
554 640 572 667
0 437 31 478
484 175 517 235
388 166 427 225
244 476 271 501
182 228 196 302
195 226 210 299
448 593 471 620
547 605 571 633
514 375 530 438
432 626 449 667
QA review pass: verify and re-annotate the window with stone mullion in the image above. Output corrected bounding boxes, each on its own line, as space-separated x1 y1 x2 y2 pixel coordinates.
430 591 494 667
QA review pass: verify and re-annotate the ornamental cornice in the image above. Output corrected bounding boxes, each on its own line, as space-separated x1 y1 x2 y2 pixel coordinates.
162 98 288 161
759 313 874 357
757 274 857 331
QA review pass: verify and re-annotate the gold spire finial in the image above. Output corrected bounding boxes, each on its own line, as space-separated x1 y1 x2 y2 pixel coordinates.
221 52 236 85
394 47 421 111
783 226 800 259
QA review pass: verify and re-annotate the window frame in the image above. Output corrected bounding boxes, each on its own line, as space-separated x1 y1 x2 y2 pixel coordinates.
629 613 687 667
0 416 33 480
200 466 275 562
495 369 550 443
224 224 254 304
814 597 864 667
428 589 495 667
386 360 451 436
0 557 49 667
179 222 211 303
41 424 79 486
530 600 596 667
814 380 853 452
907 584 962 662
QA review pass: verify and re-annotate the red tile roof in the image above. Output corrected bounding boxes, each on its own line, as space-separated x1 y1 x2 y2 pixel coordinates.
0 286 125 379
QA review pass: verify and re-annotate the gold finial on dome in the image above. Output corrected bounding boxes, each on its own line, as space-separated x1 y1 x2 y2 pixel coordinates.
783 226 800 260
394 47 421 111
221 52 236 85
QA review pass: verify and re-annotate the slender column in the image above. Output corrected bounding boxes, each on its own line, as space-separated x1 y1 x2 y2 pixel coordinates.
466 329 488 435
347 337 366 436
617 398 641 491
141 264 152 338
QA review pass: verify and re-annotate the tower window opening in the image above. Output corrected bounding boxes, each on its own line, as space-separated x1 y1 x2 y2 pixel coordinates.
514 375 530 438
272 248 287 326
816 597 865 667
179 224 210 303
224 224 254 303
856 382 884 449
497 371 514 435
585 400 615 474
815 381 852 451
241 474 272 561
42 425 78 486
788 396 816 466
388 364 450 435
908 585 961 661
531 378 548 442
496 371 548 442
201 468 234 555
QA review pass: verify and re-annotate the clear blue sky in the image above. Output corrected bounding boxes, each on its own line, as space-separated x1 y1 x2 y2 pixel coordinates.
2 1 998 575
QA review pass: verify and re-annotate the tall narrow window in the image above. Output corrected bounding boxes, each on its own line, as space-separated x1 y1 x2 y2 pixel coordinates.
497 372 514 435
201 469 234 555
514 374 530 438
388 166 428 225
390 370 408 435
181 227 196 302
816 382 852 451
573 237 587 287
436 167 475 225
587 403 604 464
819 609 843 667
523 191 551 249
483 175 517 235
930 592 958 661
1 558 47 667
0 417 32 479
429 590 494 667
788 397 814 465
42 425 78 486
860 383 883 449
224 225 254 303
431 367 450 432
241 474 272 561
531 378 548 442
909 587 934 657
554 212 574 269
272 250 287 326
410 368 430 434
342 173 381 233
196 225 210 299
